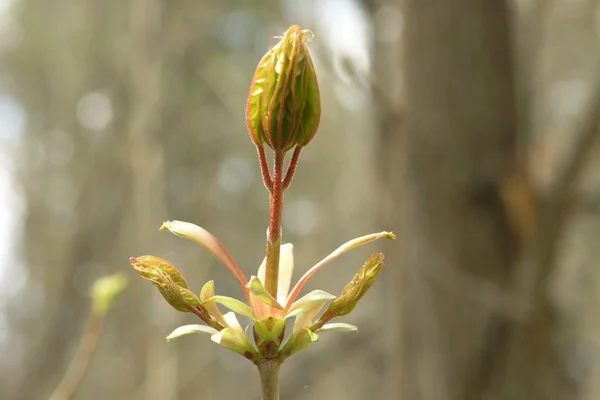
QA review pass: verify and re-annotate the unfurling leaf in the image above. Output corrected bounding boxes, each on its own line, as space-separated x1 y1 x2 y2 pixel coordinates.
130 255 200 312
315 253 385 326
130 255 189 288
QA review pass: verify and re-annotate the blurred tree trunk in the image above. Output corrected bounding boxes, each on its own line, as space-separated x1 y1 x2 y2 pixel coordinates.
361 0 404 398
392 1 577 400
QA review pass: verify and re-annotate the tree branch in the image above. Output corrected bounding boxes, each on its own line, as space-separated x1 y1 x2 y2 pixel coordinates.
513 72 600 318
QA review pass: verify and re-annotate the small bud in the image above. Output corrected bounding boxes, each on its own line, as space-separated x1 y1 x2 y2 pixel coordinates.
91 273 128 315
130 255 200 312
253 317 286 344
316 253 384 325
246 25 321 151
130 255 189 289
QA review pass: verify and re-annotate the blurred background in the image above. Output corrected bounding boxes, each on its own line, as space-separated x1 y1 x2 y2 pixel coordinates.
1 0 600 399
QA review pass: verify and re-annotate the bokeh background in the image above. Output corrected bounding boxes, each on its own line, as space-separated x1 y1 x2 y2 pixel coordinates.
1 0 600 399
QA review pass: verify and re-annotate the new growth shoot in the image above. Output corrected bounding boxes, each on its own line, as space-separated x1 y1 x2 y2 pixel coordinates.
130 25 395 400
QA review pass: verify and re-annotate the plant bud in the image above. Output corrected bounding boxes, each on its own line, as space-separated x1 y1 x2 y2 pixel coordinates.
130 255 200 312
246 25 321 151
318 253 384 324
92 273 128 315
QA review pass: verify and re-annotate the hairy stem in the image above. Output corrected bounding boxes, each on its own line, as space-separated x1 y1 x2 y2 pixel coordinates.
258 360 281 400
265 150 285 297
257 145 273 191
282 146 302 190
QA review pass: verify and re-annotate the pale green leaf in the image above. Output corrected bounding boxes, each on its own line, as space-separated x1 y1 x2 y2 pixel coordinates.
285 231 395 308
166 324 218 341
257 243 295 305
223 311 243 331
279 328 319 360
211 327 256 357
247 276 283 309
286 290 335 319
159 221 249 295
292 296 332 334
205 295 255 320
200 281 228 327
316 323 358 333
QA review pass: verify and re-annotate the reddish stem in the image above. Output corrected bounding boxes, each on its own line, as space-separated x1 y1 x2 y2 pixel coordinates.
257 145 273 192
282 146 302 190
188 304 223 331
265 150 285 297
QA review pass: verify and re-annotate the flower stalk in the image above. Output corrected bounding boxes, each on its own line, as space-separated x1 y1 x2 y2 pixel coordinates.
265 149 285 297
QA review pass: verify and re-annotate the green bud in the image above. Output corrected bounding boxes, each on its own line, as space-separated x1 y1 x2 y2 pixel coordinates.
246 25 321 151
254 317 286 344
130 255 190 289
317 253 384 324
91 273 128 315
130 255 200 312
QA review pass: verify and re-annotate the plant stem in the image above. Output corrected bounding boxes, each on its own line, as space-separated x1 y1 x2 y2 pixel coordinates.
49 314 104 400
258 360 281 400
282 146 302 190
187 304 224 331
264 149 285 297
257 145 273 191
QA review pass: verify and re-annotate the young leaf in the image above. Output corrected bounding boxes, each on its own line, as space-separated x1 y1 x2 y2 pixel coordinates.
159 221 249 297
166 324 218 341
315 323 357 333
204 295 255 320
